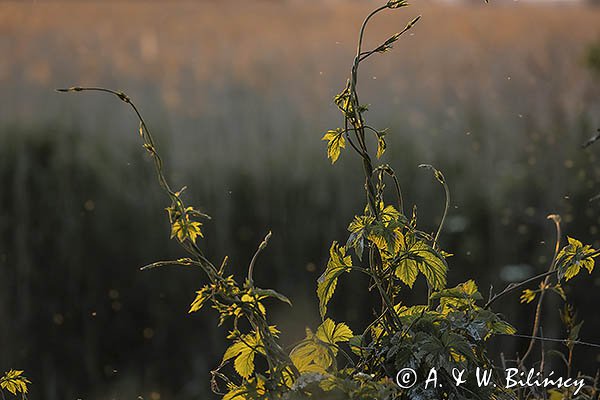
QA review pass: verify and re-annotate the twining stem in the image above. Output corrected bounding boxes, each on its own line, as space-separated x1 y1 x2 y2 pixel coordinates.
56 87 224 282
57 86 299 383
57 87 175 197
247 231 272 287
417 164 449 304
370 248 402 329
375 164 405 216
344 2 421 331
436 176 450 246
520 214 561 365
418 164 449 246
349 5 389 218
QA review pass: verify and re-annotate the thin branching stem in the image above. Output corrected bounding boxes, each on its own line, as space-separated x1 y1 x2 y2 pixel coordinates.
484 269 557 309
358 15 421 63
499 333 600 349
521 215 561 365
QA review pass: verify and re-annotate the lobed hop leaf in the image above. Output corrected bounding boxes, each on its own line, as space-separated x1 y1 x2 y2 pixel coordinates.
222 327 280 379
321 128 346 164
170 217 203 244
395 240 448 290
557 237 597 281
317 242 353 318
289 319 353 374
431 280 482 313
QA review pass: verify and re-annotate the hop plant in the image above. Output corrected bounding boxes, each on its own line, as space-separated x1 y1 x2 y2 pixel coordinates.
56 1 600 399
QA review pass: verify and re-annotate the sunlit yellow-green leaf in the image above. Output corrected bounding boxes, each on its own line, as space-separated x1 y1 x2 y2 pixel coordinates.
368 224 403 254
223 386 246 400
397 241 447 290
322 129 346 164
376 135 386 159
395 304 429 318
547 389 565 400
170 217 203 244
290 338 332 374
520 289 536 304
290 319 352 374
431 280 482 313
380 204 401 223
557 237 597 281
222 378 266 400
189 286 211 313
238 293 267 317
347 215 375 258
315 319 354 350
365 204 405 254
489 320 517 336
0 370 30 395
222 331 264 379
348 215 374 234
395 258 418 288
317 242 352 318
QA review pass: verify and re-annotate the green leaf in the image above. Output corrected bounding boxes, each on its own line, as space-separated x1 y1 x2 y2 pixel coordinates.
348 335 364 356
441 331 473 362
223 332 261 379
368 220 403 254
376 130 387 159
347 215 375 259
395 304 429 317
489 319 517 336
290 319 353 374
316 319 354 348
252 288 293 307
520 289 537 304
189 286 212 313
290 336 332 374
431 280 482 312
398 241 447 290
222 328 277 380
379 204 403 223
416 245 447 290
415 331 471 366
395 259 418 288
0 370 30 395
322 129 346 164
170 217 203 244
317 242 353 318
222 377 266 400
557 237 597 281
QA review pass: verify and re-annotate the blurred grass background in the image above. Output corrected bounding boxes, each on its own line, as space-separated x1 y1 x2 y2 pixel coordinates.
1 1 600 399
